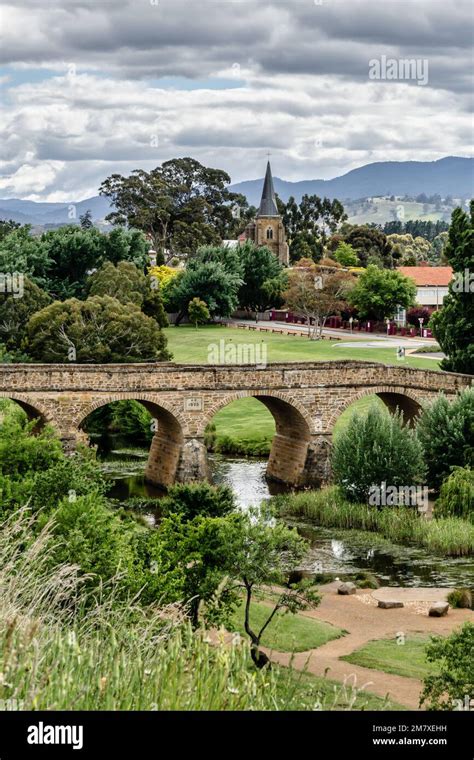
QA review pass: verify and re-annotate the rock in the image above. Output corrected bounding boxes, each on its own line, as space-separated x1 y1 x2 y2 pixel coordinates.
377 600 404 609
429 602 449 617
338 582 357 595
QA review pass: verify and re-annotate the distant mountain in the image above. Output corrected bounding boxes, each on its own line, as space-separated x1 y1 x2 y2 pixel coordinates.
230 157 474 205
1 157 472 226
0 195 113 226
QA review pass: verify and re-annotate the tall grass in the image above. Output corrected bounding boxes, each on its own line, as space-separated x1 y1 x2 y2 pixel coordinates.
0 509 278 710
275 487 474 557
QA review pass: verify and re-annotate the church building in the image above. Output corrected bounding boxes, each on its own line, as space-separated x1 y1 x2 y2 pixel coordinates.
243 161 289 266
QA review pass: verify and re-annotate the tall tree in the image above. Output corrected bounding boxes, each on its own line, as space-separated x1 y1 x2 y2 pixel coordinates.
343 225 399 268
99 158 240 263
431 203 474 374
237 242 287 318
349 265 416 321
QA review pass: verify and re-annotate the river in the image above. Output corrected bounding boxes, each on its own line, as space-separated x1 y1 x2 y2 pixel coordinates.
102 451 474 589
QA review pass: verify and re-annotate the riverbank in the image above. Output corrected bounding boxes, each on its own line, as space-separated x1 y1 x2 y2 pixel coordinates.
275 487 474 557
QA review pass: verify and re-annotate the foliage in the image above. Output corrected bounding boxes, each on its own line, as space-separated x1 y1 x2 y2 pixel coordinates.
332 404 426 503
237 241 288 315
166 258 242 323
386 233 431 265
447 588 472 609
417 388 474 491
284 264 354 339
342 224 399 268
0 509 289 711
431 203 474 374
420 623 474 710
83 400 153 445
333 242 359 267
348 264 416 320
406 306 432 327
160 482 235 521
27 295 171 363
435 467 474 521
99 157 246 262
221 508 320 666
0 277 51 352
188 297 210 327
283 195 347 262
87 261 168 327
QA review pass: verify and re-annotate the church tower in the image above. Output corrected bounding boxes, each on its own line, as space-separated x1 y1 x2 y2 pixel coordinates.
244 161 289 265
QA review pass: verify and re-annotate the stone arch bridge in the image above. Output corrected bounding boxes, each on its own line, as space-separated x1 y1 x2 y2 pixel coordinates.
0 361 471 489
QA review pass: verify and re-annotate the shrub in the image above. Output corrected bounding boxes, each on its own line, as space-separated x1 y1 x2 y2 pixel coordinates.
447 588 472 609
417 389 474 490
332 404 426 503
420 623 474 710
160 482 236 521
435 467 474 521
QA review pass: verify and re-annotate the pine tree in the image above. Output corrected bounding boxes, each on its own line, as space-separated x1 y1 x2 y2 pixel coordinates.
431 202 474 374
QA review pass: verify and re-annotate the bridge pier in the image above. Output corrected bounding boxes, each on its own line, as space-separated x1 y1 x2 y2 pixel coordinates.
176 438 210 484
299 433 333 487
266 432 310 486
145 429 183 489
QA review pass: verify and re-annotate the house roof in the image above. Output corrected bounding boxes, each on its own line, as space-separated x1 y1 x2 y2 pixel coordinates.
397 266 453 286
257 161 280 217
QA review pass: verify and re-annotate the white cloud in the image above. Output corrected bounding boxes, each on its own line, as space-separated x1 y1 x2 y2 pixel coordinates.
0 0 472 199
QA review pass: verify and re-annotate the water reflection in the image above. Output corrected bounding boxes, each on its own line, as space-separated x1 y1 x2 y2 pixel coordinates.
100 452 474 589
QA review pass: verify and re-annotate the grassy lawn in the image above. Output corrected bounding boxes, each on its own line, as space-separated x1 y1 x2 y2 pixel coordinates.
340 633 439 681
229 600 345 653
165 325 440 371
274 666 406 711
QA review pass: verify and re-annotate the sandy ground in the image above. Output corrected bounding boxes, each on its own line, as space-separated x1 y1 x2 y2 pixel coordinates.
261 585 474 709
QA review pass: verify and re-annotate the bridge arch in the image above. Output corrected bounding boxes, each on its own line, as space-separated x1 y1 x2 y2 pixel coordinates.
0 392 51 430
328 385 425 430
202 390 313 486
76 394 188 489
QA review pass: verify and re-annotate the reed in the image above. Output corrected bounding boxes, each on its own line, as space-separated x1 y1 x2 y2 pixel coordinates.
276 487 474 557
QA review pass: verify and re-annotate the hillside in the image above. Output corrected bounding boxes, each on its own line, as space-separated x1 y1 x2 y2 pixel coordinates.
231 156 473 205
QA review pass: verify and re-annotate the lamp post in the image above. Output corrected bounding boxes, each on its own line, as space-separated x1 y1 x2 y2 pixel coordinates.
418 317 424 337
349 316 353 334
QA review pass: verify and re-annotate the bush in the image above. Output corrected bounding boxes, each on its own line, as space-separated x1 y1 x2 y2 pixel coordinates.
332 404 426 503
160 482 236 521
435 467 474 521
447 588 472 609
420 623 474 710
417 388 474 491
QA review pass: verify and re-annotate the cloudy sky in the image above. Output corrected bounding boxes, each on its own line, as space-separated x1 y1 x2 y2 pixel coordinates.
0 0 472 201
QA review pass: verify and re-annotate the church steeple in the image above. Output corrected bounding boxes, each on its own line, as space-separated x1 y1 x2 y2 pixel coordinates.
257 161 279 217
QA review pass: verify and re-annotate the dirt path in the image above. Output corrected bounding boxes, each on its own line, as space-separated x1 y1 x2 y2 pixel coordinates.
262 587 474 709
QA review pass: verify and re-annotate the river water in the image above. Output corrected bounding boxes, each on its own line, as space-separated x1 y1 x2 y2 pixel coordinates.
103 452 474 589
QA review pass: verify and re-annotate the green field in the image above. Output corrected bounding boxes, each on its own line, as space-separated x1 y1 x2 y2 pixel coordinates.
340 634 438 681
164 325 440 370
229 600 345 653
